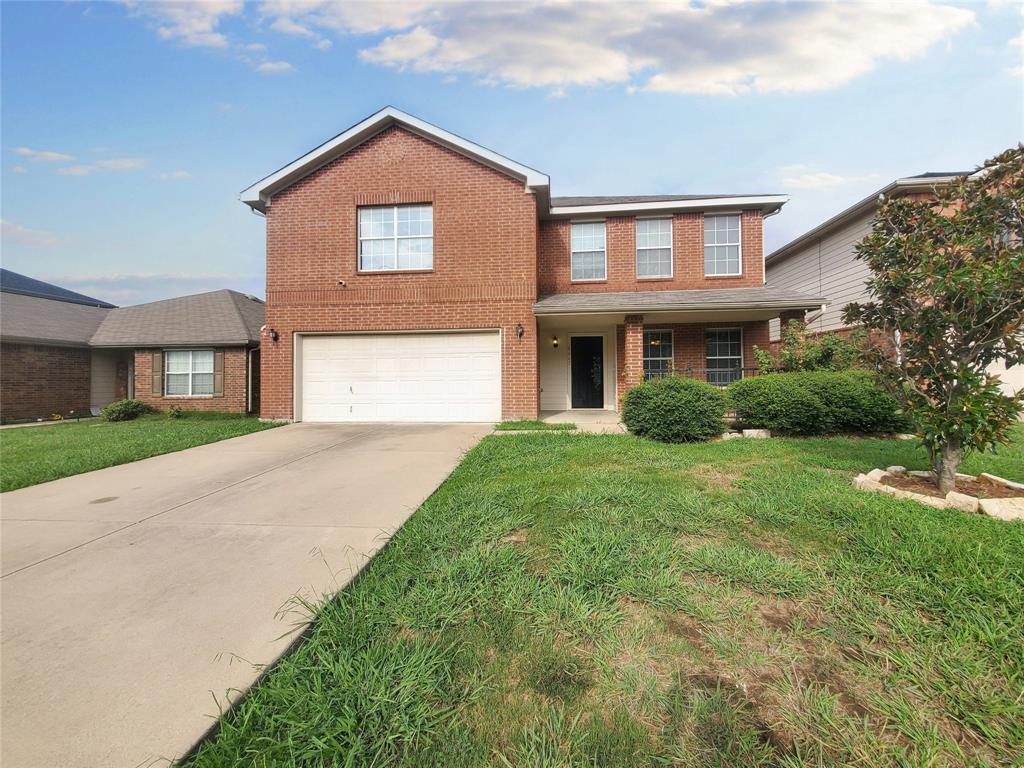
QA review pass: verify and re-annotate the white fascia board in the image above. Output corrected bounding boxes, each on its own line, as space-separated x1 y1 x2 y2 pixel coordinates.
533 298 828 315
547 195 789 218
240 107 549 211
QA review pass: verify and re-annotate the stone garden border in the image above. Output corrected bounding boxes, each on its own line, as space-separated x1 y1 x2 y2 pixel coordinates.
853 466 1024 521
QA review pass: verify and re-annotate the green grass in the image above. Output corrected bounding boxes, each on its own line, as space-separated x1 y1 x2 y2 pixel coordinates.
184 426 1024 767
495 420 577 431
0 412 280 492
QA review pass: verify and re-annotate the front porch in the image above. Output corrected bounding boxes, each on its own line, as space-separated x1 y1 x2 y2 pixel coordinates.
533 286 827 416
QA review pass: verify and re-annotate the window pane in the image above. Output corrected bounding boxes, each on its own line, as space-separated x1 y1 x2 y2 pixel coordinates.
192 373 214 395
571 251 605 281
571 222 606 280
397 237 433 269
166 373 190 395
643 330 673 380
636 218 671 248
637 247 671 278
706 329 742 385
397 205 433 237
191 350 214 373
358 205 432 270
165 351 190 374
704 214 740 276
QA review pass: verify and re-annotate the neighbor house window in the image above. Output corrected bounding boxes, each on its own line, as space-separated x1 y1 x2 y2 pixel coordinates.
704 214 741 276
705 329 742 385
358 204 433 271
571 221 607 281
165 350 214 396
643 330 673 380
636 218 672 278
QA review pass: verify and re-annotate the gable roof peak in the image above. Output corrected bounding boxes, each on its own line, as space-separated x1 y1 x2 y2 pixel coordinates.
240 106 549 213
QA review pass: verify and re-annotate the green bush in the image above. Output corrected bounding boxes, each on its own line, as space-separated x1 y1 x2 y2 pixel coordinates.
728 374 829 434
728 371 906 435
100 399 153 422
800 371 909 433
622 377 727 442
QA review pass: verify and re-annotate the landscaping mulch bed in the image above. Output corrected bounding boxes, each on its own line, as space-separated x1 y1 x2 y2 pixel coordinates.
883 473 1020 499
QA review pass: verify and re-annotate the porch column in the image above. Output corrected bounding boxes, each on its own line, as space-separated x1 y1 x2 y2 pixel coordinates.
623 314 645 391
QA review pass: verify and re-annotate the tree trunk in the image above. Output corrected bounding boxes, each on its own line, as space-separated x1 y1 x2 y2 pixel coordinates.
937 437 963 494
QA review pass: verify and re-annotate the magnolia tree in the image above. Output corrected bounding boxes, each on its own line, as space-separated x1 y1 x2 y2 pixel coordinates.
844 147 1024 493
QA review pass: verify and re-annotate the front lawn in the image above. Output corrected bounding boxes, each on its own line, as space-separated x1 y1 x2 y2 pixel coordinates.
185 427 1023 767
495 420 577 431
0 413 279 492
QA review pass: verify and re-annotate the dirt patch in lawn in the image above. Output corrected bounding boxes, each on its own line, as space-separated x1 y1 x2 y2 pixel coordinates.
883 473 1020 499
500 529 530 545
687 464 742 489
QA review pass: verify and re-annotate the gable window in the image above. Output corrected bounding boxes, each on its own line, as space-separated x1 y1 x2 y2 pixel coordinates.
636 218 673 278
705 329 743 385
643 330 674 380
165 350 214 396
704 214 741 276
358 204 433 271
571 221 607 281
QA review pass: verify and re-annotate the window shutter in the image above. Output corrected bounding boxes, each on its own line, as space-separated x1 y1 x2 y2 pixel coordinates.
151 352 163 395
213 350 224 397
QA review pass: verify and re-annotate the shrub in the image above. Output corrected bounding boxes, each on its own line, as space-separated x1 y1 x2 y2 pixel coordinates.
728 374 829 435
753 319 862 372
800 371 909 433
728 371 907 435
622 377 727 442
100 399 152 422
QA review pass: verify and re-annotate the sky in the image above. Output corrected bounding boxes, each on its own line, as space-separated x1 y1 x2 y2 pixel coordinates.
1 0 1022 305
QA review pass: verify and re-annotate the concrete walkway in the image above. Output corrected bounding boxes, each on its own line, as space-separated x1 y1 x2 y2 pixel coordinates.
0 422 488 767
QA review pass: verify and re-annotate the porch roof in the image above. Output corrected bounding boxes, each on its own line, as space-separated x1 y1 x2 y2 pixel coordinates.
533 287 827 316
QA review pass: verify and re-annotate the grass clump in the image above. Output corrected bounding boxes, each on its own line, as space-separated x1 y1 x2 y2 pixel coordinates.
183 425 1024 767
495 420 576 431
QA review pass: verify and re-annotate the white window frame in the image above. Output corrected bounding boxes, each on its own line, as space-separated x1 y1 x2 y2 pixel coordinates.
358 204 433 272
703 213 742 277
570 220 607 282
705 328 744 386
164 349 214 398
643 329 674 380
635 217 673 279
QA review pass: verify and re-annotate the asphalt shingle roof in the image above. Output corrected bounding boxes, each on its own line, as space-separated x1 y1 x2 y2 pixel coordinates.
534 287 826 314
0 292 111 346
90 290 264 347
0 268 115 308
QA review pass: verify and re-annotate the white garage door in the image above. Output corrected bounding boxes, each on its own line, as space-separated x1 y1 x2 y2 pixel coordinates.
300 332 501 422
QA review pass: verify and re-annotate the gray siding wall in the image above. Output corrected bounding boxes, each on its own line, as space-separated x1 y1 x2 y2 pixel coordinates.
767 210 875 340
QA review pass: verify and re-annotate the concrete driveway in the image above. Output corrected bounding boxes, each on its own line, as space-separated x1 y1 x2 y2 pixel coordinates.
0 422 489 767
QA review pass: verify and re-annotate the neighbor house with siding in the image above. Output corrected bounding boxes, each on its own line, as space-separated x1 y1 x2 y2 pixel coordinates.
765 172 1023 394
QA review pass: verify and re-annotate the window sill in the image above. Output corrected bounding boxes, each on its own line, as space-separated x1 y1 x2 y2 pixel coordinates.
356 268 435 276
703 273 744 279
637 276 674 282
570 278 608 284
163 395 215 399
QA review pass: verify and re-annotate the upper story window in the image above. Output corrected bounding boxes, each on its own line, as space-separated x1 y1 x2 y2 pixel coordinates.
704 214 741 276
636 218 673 278
165 350 213 396
571 221 607 281
358 204 433 272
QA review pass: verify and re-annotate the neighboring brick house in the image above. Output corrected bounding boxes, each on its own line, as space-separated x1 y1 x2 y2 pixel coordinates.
90 290 264 414
765 172 1023 395
0 270 264 421
0 269 115 422
241 106 825 423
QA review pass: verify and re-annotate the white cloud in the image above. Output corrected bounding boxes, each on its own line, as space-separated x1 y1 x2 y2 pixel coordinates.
56 158 145 176
257 60 294 73
13 147 75 162
11 166 28 174
122 0 244 48
779 167 880 190
1 219 59 246
156 170 191 180
258 0 974 95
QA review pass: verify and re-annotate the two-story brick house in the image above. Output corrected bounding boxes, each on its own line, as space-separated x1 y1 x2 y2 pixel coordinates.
242 107 824 422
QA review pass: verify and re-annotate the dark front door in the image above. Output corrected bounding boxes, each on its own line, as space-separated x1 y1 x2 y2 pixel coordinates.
570 336 604 408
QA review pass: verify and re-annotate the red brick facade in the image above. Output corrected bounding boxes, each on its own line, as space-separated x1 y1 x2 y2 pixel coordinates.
261 126 539 421
538 210 765 296
133 348 251 413
0 343 92 421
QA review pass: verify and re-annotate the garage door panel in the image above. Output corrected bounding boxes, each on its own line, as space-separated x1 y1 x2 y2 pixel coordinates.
300 332 501 422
